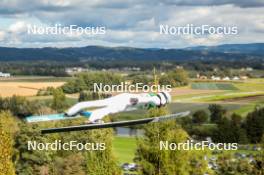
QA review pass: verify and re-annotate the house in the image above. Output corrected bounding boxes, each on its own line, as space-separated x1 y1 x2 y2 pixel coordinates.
0 72 11 77
65 67 88 74
233 76 240 80
240 76 248 80
222 77 230 81
246 67 253 71
211 76 220 81
197 74 207 80
200 75 208 80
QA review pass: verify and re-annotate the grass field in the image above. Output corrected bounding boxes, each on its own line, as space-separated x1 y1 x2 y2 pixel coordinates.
172 79 264 117
0 76 72 82
112 136 261 165
113 136 137 163
191 83 238 90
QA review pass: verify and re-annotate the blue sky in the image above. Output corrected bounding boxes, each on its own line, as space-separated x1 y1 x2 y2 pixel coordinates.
0 0 263 48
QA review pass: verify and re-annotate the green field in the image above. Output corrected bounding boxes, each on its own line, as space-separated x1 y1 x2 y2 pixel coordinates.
111 102 244 123
113 136 137 163
0 76 73 82
112 136 261 166
191 83 238 90
232 104 257 116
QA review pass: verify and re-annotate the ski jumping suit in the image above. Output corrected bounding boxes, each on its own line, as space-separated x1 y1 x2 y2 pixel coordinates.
66 92 171 123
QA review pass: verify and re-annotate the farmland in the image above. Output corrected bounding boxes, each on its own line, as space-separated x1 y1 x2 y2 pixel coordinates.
0 76 71 82
0 76 70 97
1 76 263 117
191 82 238 90
0 82 65 97
171 79 264 118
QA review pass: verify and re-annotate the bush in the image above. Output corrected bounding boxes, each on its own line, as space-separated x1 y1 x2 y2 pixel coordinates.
192 110 208 124
78 91 112 102
0 96 39 117
160 68 189 87
62 72 123 94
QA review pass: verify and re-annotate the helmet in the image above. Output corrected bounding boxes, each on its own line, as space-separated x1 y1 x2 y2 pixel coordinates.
157 91 171 106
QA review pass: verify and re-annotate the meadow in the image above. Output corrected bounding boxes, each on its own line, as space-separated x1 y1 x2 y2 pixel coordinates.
113 136 137 163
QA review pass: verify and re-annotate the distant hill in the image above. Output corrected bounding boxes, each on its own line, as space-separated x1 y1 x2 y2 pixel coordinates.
184 43 264 55
0 43 263 62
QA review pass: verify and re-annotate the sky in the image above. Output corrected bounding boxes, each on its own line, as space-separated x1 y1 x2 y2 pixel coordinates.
0 0 263 48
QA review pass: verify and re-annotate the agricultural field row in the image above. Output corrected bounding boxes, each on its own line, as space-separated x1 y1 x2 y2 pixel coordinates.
191 83 238 90
0 76 72 82
0 82 65 97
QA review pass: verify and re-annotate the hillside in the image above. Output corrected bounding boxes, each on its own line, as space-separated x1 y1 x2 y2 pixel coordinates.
184 43 264 55
0 43 263 62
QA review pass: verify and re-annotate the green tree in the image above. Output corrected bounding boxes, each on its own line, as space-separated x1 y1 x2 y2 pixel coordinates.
136 107 209 175
0 125 15 175
84 117 121 175
131 74 152 85
61 153 85 175
0 111 19 136
0 96 38 118
159 74 176 87
208 104 226 123
0 111 17 175
213 114 248 143
62 72 123 93
15 123 53 175
160 68 189 87
51 116 121 175
51 88 67 112
245 107 264 143
79 91 111 102
192 110 208 124
217 153 256 175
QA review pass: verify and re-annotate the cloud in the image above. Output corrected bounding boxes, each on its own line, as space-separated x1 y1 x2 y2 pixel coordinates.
0 31 5 41
0 1 263 48
159 0 264 8
0 0 72 16
9 21 27 33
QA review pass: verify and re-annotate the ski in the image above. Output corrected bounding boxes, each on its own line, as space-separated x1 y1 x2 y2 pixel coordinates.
41 111 190 134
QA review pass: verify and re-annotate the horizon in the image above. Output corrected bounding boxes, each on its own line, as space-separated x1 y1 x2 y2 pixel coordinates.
0 42 263 49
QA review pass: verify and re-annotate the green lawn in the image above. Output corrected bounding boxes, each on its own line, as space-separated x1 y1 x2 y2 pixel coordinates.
113 136 137 163
0 76 73 82
232 104 256 117
191 83 238 90
234 81 264 91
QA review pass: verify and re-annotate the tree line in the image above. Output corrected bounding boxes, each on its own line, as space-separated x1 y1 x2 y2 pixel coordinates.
62 69 189 94
181 104 264 144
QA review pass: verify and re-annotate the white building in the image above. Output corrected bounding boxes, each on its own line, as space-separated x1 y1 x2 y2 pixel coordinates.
233 76 240 80
222 77 230 81
0 72 11 77
211 76 221 81
65 67 88 74
240 76 248 80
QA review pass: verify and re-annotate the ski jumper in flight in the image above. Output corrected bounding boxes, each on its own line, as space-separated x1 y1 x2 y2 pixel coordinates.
66 92 171 123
